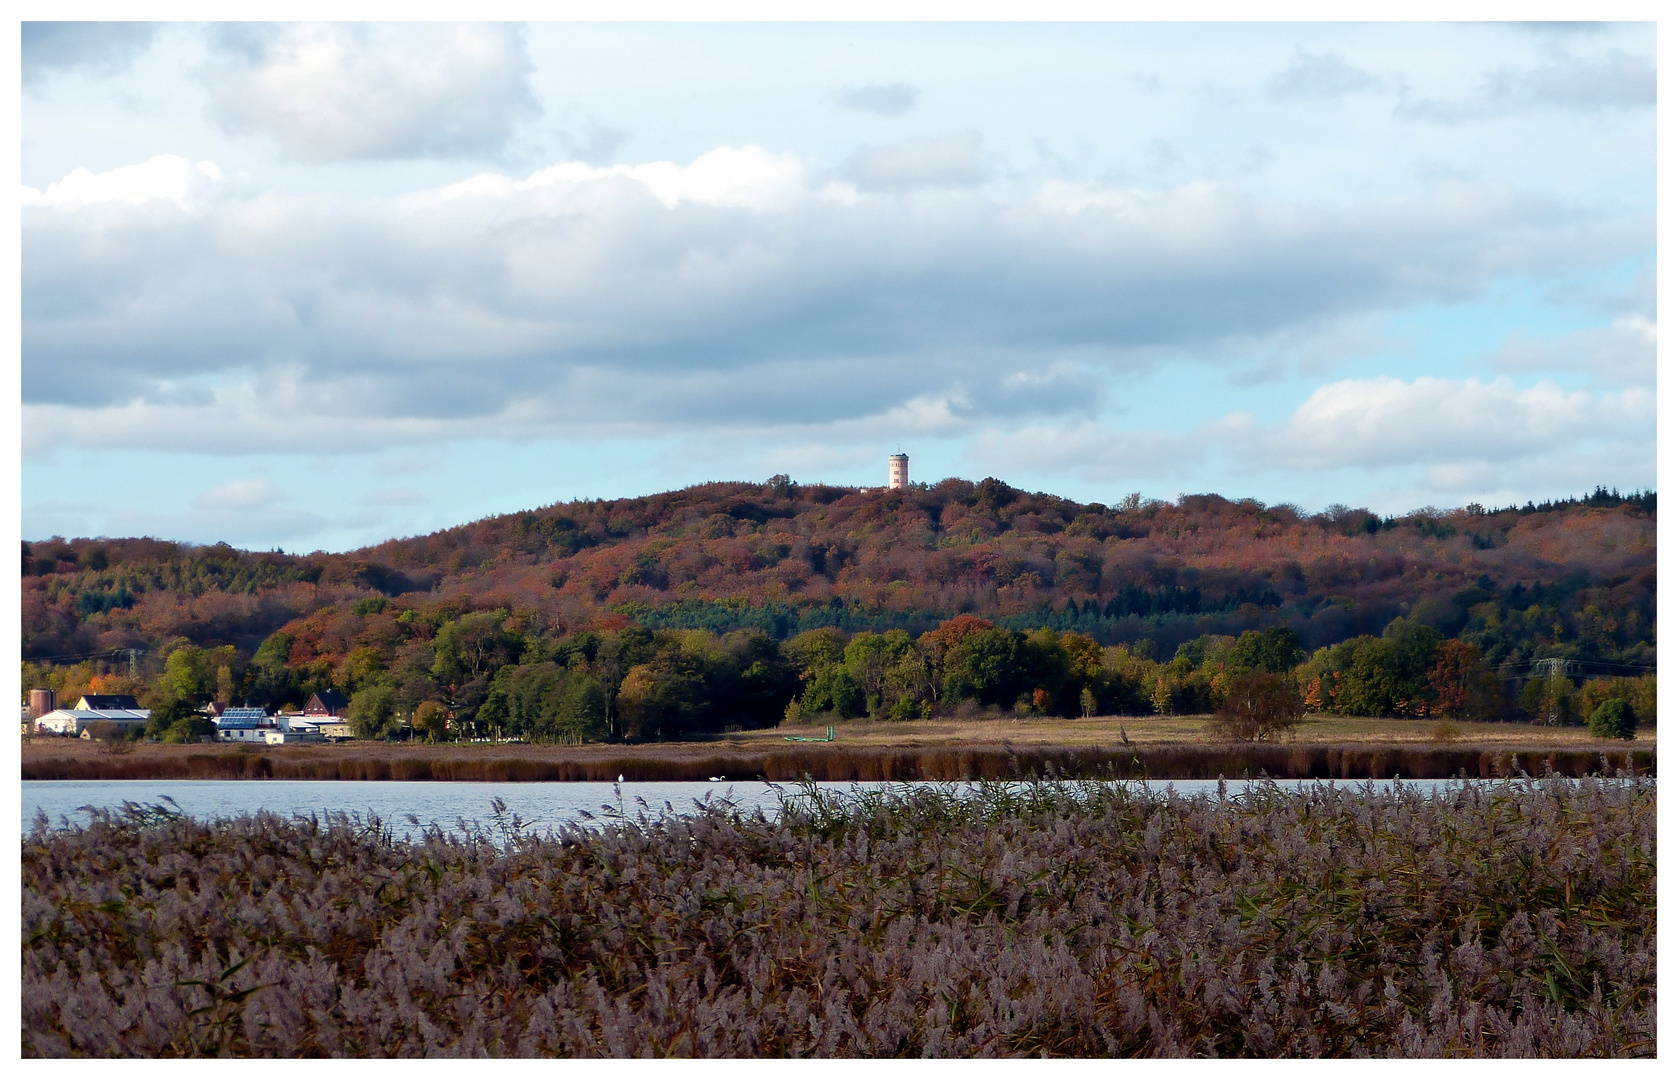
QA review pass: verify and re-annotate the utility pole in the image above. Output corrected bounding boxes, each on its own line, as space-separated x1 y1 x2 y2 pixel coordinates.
128 648 138 681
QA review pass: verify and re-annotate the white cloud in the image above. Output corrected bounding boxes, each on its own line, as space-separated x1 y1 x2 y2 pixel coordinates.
1490 316 1654 385
17 21 1656 552
1416 443 1650 498
838 83 919 116
28 474 340 546
1400 48 1655 122
200 23 539 161
425 145 806 212
21 149 1649 458
23 375 472 458
26 499 337 548
1488 49 1655 111
940 374 1653 517
1268 50 1383 100
556 118 629 166
1257 375 1652 470
21 154 221 209
194 477 282 510
23 22 157 86
967 423 1201 483
840 132 989 192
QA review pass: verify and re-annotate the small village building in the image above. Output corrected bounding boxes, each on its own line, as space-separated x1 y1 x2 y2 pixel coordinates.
35 707 150 737
76 694 141 711
304 690 349 717
264 727 324 744
313 719 354 740
214 706 275 743
295 690 353 739
35 710 79 736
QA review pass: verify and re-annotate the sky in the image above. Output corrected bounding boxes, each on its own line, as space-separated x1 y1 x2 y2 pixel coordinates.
19 19 1657 553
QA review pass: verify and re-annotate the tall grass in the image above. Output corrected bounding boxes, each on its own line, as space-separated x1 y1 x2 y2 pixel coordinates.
20 742 1654 782
23 775 1654 1057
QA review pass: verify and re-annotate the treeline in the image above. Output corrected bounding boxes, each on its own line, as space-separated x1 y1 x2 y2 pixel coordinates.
1493 485 1657 517
24 602 1655 744
22 481 1655 728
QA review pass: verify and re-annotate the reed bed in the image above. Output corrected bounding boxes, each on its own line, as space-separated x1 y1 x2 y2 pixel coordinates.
22 776 1654 1058
20 741 1654 783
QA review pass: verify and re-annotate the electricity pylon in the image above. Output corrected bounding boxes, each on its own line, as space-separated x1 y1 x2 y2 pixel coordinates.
1531 657 1577 726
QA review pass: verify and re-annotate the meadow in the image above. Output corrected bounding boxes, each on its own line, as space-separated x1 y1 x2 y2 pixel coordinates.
22 775 1654 1057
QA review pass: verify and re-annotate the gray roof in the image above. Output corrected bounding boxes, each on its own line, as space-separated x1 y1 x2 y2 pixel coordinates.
37 708 150 724
77 694 141 710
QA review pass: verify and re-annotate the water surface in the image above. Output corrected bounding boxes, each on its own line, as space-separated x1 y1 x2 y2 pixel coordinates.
20 777 1535 837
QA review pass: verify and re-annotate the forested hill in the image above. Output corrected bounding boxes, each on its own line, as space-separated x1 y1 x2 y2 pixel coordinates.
22 480 1655 693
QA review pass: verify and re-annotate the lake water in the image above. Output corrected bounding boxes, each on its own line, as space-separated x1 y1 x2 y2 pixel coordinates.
20 777 1532 837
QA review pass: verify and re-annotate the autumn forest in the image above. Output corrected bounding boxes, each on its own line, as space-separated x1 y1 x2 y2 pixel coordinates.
20 479 1655 742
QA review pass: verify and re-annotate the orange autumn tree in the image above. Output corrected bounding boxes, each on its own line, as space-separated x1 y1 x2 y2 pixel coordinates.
1426 640 1498 721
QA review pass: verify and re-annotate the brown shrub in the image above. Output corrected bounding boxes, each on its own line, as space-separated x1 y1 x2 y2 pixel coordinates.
1207 672 1303 741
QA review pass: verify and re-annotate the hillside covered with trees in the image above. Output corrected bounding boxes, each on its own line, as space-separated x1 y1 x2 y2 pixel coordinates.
21 480 1655 740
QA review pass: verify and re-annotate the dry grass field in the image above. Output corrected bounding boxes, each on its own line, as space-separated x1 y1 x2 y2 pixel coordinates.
757 713 1657 748
22 716 1653 783
22 777 1656 1056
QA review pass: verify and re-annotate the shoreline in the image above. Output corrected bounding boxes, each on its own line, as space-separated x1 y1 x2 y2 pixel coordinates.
22 738 1654 782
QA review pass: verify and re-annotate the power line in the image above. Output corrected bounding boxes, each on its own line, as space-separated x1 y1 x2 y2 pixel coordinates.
22 647 146 664
1491 657 1656 679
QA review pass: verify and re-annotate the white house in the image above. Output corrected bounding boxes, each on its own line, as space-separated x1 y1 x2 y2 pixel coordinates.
264 728 324 744
265 717 324 744
35 707 150 737
289 701 353 740
214 706 276 743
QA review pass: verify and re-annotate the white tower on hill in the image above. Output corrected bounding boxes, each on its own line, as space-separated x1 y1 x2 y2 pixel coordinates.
888 453 909 490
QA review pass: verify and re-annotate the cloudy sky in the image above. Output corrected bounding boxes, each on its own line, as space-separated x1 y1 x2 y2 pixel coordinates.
21 20 1655 552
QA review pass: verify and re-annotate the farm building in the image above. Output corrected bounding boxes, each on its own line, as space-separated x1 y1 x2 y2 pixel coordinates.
76 694 141 711
34 707 150 737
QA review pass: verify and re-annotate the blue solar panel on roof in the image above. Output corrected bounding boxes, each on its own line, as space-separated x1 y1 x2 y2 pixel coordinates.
216 707 271 728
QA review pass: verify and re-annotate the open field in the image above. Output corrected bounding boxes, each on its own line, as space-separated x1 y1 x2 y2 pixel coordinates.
22 777 1655 1056
22 716 1653 782
754 713 1657 748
